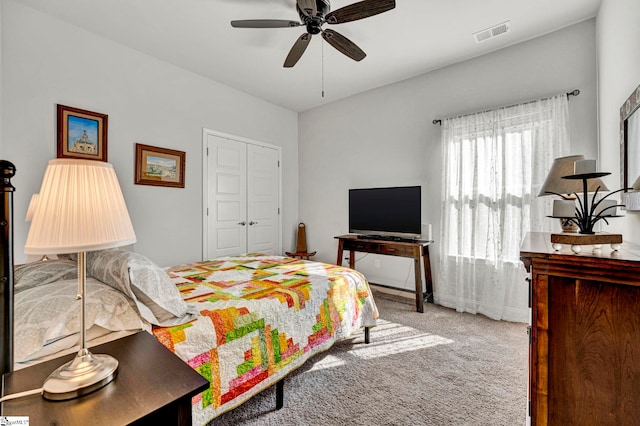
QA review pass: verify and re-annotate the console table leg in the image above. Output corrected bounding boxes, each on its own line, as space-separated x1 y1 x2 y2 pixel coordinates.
422 245 434 303
414 255 424 313
336 241 344 266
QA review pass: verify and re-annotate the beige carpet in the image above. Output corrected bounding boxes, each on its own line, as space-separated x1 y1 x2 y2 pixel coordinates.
209 290 529 425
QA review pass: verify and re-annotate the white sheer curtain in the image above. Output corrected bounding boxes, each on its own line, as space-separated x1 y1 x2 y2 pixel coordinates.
438 94 570 322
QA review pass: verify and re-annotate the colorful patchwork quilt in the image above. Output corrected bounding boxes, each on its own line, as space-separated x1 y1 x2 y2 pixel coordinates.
152 255 378 425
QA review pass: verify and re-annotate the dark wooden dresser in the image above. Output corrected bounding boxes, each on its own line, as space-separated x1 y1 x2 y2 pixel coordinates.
520 232 640 425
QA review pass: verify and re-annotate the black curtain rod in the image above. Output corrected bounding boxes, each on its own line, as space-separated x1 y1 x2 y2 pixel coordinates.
432 89 580 125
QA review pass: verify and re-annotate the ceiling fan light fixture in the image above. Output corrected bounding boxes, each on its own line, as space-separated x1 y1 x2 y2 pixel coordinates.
231 0 395 67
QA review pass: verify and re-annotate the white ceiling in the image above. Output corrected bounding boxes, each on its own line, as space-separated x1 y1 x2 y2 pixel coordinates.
18 0 601 112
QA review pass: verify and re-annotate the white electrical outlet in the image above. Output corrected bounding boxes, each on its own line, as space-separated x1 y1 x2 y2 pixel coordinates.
374 259 381 268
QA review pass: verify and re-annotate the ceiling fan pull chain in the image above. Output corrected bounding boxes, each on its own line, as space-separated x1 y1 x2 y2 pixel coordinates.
322 39 325 98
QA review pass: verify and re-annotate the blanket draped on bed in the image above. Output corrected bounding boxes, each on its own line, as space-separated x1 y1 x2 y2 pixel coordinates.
151 255 378 425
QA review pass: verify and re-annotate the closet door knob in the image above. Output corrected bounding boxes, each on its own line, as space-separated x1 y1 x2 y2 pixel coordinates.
238 221 246 226
249 221 258 225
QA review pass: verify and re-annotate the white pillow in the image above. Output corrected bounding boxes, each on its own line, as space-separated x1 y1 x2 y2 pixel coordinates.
15 278 144 363
87 248 196 326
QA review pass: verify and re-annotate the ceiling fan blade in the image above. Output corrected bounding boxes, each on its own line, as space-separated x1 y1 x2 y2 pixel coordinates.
284 33 312 68
321 29 366 62
297 0 317 17
325 0 395 24
231 20 301 28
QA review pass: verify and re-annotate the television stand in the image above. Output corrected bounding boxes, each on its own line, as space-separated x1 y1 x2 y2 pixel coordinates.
334 234 434 313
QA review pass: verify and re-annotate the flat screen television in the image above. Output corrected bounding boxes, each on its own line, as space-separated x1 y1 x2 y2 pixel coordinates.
349 186 421 239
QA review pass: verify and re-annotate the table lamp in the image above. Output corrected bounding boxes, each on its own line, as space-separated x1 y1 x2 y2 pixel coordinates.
24 159 136 400
538 155 609 232
24 193 38 222
24 193 51 262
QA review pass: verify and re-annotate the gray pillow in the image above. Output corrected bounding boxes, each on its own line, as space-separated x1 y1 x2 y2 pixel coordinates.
87 248 196 326
14 260 78 293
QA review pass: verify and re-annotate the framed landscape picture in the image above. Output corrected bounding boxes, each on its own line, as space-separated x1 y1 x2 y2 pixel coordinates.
135 143 185 188
57 104 108 162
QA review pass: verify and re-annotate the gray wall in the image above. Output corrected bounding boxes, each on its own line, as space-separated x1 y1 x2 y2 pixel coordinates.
298 20 598 293
597 0 640 243
1 0 299 266
5 0 624 288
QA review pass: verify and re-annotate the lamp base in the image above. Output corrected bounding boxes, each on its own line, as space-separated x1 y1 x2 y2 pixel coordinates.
42 348 118 401
559 218 579 233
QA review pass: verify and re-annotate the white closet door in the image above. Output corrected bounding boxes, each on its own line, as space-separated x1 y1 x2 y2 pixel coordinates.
207 135 247 258
247 144 279 254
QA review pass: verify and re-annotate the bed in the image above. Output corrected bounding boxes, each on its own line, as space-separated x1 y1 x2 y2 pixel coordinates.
11 249 378 425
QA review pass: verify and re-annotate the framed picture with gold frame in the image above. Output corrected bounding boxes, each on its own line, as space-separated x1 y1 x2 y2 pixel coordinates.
621 83 640 210
135 143 185 188
57 104 108 162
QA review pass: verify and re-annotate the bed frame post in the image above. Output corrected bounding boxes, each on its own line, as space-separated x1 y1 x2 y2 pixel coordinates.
276 379 284 409
0 160 16 375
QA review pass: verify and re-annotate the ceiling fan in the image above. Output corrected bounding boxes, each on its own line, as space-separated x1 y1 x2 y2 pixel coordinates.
231 0 396 68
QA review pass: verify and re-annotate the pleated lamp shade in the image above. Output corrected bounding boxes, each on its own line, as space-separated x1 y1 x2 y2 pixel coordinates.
25 159 136 255
25 193 39 222
538 155 609 197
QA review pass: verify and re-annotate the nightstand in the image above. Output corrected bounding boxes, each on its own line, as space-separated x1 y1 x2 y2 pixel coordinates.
1 331 209 425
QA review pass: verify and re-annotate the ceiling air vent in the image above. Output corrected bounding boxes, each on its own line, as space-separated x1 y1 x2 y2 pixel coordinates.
473 21 511 44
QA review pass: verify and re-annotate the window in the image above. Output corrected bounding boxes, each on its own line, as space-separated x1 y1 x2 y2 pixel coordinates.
438 95 569 322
